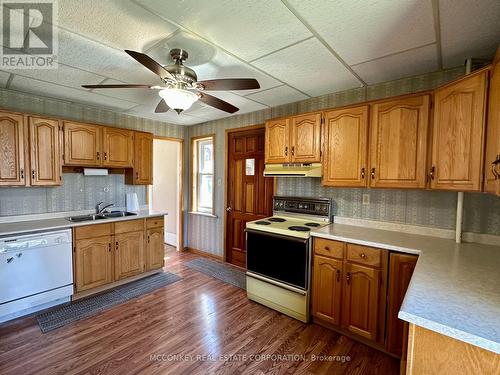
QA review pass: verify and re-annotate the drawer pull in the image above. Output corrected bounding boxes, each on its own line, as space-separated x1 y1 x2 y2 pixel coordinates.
346 272 351 285
324 246 330 251
336 269 340 282
359 253 367 259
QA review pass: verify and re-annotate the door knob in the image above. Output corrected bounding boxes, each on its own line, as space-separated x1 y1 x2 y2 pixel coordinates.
226 207 232 212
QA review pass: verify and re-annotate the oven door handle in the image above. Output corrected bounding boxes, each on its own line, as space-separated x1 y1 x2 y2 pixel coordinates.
244 228 309 244
246 271 307 296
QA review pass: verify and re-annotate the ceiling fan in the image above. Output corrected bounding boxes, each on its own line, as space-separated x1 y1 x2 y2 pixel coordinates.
82 48 260 114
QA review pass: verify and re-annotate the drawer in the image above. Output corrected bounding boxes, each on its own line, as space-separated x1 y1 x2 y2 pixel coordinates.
314 238 344 259
347 244 382 267
114 219 144 234
74 223 112 240
146 216 164 229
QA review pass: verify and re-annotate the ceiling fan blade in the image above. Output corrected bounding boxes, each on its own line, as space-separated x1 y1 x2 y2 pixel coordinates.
125 49 176 81
198 93 238 113
82 84 152 89
155 99 170 113
197 78 260 91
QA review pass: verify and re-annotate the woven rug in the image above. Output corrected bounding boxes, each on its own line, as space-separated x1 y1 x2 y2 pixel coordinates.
36 271 181 333
185 258 246 289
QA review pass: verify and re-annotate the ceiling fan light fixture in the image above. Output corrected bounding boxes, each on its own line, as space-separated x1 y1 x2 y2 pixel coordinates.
158 88 198 112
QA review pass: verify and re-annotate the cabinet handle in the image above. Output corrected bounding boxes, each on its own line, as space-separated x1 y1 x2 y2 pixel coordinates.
284 146 288 156
324 246 330 251
108 242 111 252
115 241 118 250
336 269 340 282
492 155 500 179
371 168 376 179
429 166 435 180
32 170 35 180
346 272 351 285
136 172 139 179
291 146 295 156
147 235 150 244
104 152 107 161
359 252 367 259
20 168 24 180
96 151 100 160
361 168 365 179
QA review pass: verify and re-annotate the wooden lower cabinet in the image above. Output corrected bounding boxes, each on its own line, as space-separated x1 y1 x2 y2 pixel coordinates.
341 261 381 341
146 227 165 270
114 231 145 280
75 235 112 292
312 255 343 325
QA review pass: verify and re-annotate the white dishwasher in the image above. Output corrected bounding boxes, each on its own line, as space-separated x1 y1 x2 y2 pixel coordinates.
0 229 73 323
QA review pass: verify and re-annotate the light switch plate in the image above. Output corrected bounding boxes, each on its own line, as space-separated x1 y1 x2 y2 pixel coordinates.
362 194 370 205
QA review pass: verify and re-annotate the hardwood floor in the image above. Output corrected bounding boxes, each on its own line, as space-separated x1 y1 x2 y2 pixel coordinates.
0 248 399 375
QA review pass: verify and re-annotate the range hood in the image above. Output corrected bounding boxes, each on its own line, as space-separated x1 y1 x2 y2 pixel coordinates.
263 163 322 177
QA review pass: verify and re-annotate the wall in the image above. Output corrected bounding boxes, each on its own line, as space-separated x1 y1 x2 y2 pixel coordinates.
0 88 187 217
186 66 499 257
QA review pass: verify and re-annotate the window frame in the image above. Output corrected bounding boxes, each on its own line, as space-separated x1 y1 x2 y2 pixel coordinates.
191 134 215 215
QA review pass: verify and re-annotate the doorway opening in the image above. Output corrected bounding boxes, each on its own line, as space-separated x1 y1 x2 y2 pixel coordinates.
149 137 184 252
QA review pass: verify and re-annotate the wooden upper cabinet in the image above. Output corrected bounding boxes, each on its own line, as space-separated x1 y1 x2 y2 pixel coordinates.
290 112 322 163
430 71 488 191
323 105 369 187
127 131 153 185
341 261 381 341
370 95 430 189
75 235 112 292
29 117 61 186
485 48 500 196
0 111 27 186
312 255 343 326
102 127 133 167
64 122 102 166
265 118 290 163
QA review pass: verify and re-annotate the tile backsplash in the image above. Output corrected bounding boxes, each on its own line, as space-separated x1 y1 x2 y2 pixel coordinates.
0 173 146 216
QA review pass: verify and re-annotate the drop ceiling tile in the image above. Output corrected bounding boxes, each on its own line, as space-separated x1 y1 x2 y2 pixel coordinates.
56 0 178 51
252 38 361 97
88 79 160 105
146 31 281 95
352 44 439 84
127 108 201 125
10 76 139 110
185 106 232 122
135 0 312 61
200 91 268 114
287 0 435 65
440 0 500 67
245 85 308 107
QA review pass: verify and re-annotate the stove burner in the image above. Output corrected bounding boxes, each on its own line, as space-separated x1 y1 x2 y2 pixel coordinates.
305 222 320 227
268 217 286 222
288 226 311 232
255 221 271 225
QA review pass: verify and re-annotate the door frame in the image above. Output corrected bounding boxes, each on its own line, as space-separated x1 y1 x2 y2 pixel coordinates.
147 136 184 251
223 124 272 264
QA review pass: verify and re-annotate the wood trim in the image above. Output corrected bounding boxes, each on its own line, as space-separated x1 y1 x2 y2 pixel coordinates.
224 123 265 134
184 246 224 261
190 134 216 215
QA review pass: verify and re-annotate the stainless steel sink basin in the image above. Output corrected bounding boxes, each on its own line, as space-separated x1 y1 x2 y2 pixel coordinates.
67 211 137 222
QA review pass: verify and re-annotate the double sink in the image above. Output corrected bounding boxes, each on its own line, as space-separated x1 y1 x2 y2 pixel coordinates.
67 211 137 222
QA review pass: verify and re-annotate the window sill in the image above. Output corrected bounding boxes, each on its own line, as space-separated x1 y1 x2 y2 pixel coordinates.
188 211 218 218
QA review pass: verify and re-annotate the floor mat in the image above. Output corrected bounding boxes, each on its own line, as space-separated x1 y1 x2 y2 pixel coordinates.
185 258 246 289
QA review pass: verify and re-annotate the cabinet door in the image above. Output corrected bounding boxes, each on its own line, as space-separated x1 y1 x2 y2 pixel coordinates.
484 48 500 195
265 118 290 164
0 111 27 186
431 71 487 191
75 235 112 292
29 117 61 186
370 95 430 188
102 127 133 167
312 255 343 325
114 231 144 280
134 131 153 184
64 122 102 166
386 253 418 356
342 262 380 341
323 105 369 187
290 112 321 163
146 227 164 270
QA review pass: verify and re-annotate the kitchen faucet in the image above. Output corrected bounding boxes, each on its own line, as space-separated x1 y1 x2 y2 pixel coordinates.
95 202 114 215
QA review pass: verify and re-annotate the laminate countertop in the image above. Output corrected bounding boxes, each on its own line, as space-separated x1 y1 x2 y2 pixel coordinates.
0 210 167 238
311 224 500 354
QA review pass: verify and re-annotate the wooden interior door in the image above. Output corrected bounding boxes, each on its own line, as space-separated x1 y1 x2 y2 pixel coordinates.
369 95 430 188
430 71 487 191
290 112 322 163
0 111 27 186
323 106 369 187
226 127 274 268
75 236 112 292
265 118 290 164
29 117 61 186
312 255 343 325
102 127 133 167
64 122 102 166
341 261 380 341
114 231 144 280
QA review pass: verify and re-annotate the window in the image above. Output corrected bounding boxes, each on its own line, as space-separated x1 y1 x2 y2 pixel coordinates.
192 136 214 214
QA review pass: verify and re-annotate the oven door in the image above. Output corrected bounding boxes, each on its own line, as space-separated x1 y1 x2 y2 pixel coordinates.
245 229 309 290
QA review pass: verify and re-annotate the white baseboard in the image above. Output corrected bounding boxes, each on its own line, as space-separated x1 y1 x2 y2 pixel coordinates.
166 232 177 246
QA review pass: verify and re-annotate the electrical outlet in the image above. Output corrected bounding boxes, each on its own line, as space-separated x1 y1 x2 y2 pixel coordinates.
362 194 370 205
